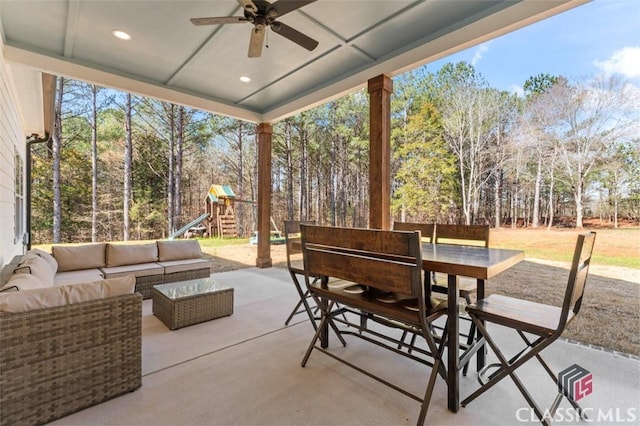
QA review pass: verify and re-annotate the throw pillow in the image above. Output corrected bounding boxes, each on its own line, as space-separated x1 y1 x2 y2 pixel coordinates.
26 248 58 273
14 254 56 286
1 273 48 291
0 275 136 313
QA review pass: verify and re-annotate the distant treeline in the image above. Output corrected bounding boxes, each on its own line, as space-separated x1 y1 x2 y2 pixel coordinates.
31 62 640 243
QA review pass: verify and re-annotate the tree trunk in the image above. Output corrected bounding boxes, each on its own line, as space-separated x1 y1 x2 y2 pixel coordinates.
547 177 555 230
330 135 337 226
511 190 517 229
236 121 244 235
574 180 584 228
167 104 175 235
52 77 64 243
91 85 98 242
532 157 542 227
175 106 184 230
298 127 307 220
123 93 133 241
284 121 294 219
494 171 501 229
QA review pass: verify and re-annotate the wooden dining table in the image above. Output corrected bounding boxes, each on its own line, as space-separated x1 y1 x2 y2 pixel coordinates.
420 242 524 412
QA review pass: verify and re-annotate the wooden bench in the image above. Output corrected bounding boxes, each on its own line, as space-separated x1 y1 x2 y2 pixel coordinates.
299 225 449 426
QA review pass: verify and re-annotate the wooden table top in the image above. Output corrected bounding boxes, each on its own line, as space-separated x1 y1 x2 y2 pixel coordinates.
421 243 524 280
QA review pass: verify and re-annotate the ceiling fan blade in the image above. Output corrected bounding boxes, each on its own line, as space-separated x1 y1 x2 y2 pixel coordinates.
237 0 258 14
271 22 318 51
190 16 247 26
248 26 265 57
270 0 316 17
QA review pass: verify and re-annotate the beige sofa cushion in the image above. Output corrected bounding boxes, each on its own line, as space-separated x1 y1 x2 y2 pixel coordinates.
157 240 202 261
158 258 211 274
63 275 135 304
101 263 164 278
0 275 135 313
14 254 56 286
54 269 104 286
107 243 158 267
0 273 49 292
53 243 107 272
25 248 58 273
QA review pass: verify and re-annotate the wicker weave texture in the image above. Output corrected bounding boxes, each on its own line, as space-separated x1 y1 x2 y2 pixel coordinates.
163 268 211 285
133 274 165 299
0 293 142 426
152 286 233 330
110 268 210 299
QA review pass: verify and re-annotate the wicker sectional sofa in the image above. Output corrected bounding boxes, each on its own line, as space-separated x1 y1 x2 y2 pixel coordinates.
0 264 142 425
0 239 209 425
50 239 211 299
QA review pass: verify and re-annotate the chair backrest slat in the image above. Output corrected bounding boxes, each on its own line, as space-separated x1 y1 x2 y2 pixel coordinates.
392 221 435 243
284 220 316 272
301 225 423 298
563 232 596 319
435 224 489 247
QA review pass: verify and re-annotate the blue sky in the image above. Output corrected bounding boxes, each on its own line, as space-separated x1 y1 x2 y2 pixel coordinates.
428 0 640 95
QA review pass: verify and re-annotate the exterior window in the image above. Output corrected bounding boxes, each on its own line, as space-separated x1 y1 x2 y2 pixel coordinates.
14 149 24 244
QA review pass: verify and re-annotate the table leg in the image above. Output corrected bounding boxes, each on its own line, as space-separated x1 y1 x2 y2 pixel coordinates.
447 274 459 412
476 278 486 371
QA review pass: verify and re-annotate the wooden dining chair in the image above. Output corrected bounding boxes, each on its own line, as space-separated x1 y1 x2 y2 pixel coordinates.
284 220 349 336
432 224 490 374
392 221 437 351
461 232 596 426
432 224 490 302
284 220 318 327
392 221 435 242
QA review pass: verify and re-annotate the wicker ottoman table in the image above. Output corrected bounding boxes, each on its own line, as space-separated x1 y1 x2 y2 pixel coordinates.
152 277 233 330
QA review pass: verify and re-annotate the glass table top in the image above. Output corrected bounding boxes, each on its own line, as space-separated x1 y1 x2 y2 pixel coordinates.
153 277 231 300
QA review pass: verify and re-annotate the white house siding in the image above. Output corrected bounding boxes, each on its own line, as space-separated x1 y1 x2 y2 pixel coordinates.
0 49 27 266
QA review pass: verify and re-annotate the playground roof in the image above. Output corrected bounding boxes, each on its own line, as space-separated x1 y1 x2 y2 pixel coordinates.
207 185 236 203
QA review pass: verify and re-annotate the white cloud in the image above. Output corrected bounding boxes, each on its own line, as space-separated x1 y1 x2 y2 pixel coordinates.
594 46 640 79
471 43 490 66
508 85 524 97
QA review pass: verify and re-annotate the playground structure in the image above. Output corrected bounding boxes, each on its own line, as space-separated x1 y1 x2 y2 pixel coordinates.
169 185 238 240
169 184 283 243
205 184 238 239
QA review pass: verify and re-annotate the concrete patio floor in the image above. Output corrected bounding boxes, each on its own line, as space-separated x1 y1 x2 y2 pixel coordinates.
50 267 639 426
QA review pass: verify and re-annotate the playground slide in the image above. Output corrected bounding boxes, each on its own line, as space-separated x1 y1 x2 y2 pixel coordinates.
168 213 210 240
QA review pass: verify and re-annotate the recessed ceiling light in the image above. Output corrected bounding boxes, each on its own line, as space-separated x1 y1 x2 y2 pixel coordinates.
239 76 251 83
112 30 131 40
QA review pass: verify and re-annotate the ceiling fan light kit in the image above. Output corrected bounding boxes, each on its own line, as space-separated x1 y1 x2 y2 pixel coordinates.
191 0 318 58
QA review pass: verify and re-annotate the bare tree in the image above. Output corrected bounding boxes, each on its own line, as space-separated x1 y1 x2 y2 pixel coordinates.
436 63 496 225
123 93 133 240
52 77 65 243
527 75 637 227
89 85 98 242
175 106 185 230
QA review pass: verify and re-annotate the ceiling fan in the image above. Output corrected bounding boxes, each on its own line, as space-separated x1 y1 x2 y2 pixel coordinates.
190 0 319 58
